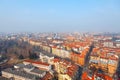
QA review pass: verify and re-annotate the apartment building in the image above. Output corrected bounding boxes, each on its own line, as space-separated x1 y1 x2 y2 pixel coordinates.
89 47 119 76
52 46 71 59
52 58 79 80
39 52 54 64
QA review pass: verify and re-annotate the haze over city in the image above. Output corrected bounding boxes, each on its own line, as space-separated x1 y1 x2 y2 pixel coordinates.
1 1 120 80
0 0 120 32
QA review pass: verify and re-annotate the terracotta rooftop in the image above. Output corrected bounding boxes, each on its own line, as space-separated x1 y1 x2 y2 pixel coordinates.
24 60 49 66
41 72 53 80
53 58 60 63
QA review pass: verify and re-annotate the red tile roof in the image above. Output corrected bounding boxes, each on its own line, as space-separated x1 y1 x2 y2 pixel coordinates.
82 71 113 80
24 60 49 66
95 73 113 80
109 55 119 60
41 72 53 80
53 58 60 63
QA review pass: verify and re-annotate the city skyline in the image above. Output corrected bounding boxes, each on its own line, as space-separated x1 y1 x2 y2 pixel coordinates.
0 0 120 32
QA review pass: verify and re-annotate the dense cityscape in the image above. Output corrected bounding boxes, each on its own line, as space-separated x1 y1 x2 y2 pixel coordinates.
0 0 120 80
0 32 120 80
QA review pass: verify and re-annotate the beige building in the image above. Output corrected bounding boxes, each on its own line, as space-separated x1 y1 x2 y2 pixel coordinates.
52 47 71 58
39 52 54 64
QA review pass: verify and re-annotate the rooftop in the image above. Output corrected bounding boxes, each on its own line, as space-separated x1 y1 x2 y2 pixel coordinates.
15 63 25 68
24 60 50 66
24 64 34 69
2 68 39 79
15 63 34 69
41 72 53 80
31 68 46 74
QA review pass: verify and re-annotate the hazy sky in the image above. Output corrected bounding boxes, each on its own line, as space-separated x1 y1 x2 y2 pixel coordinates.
0 0 120 32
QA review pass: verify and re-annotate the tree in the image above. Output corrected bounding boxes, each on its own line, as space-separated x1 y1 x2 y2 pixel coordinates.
29 53 39 59
1 54 7 60
19 54 24 59
53 71 58 80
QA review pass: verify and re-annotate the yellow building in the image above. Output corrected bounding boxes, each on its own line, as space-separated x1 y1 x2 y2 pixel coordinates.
42 45 51 53
108 59 118 74
58 74 72 80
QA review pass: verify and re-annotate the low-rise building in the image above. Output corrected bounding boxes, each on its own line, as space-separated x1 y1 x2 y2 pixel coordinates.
23 60 52 71
2 68 39 80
